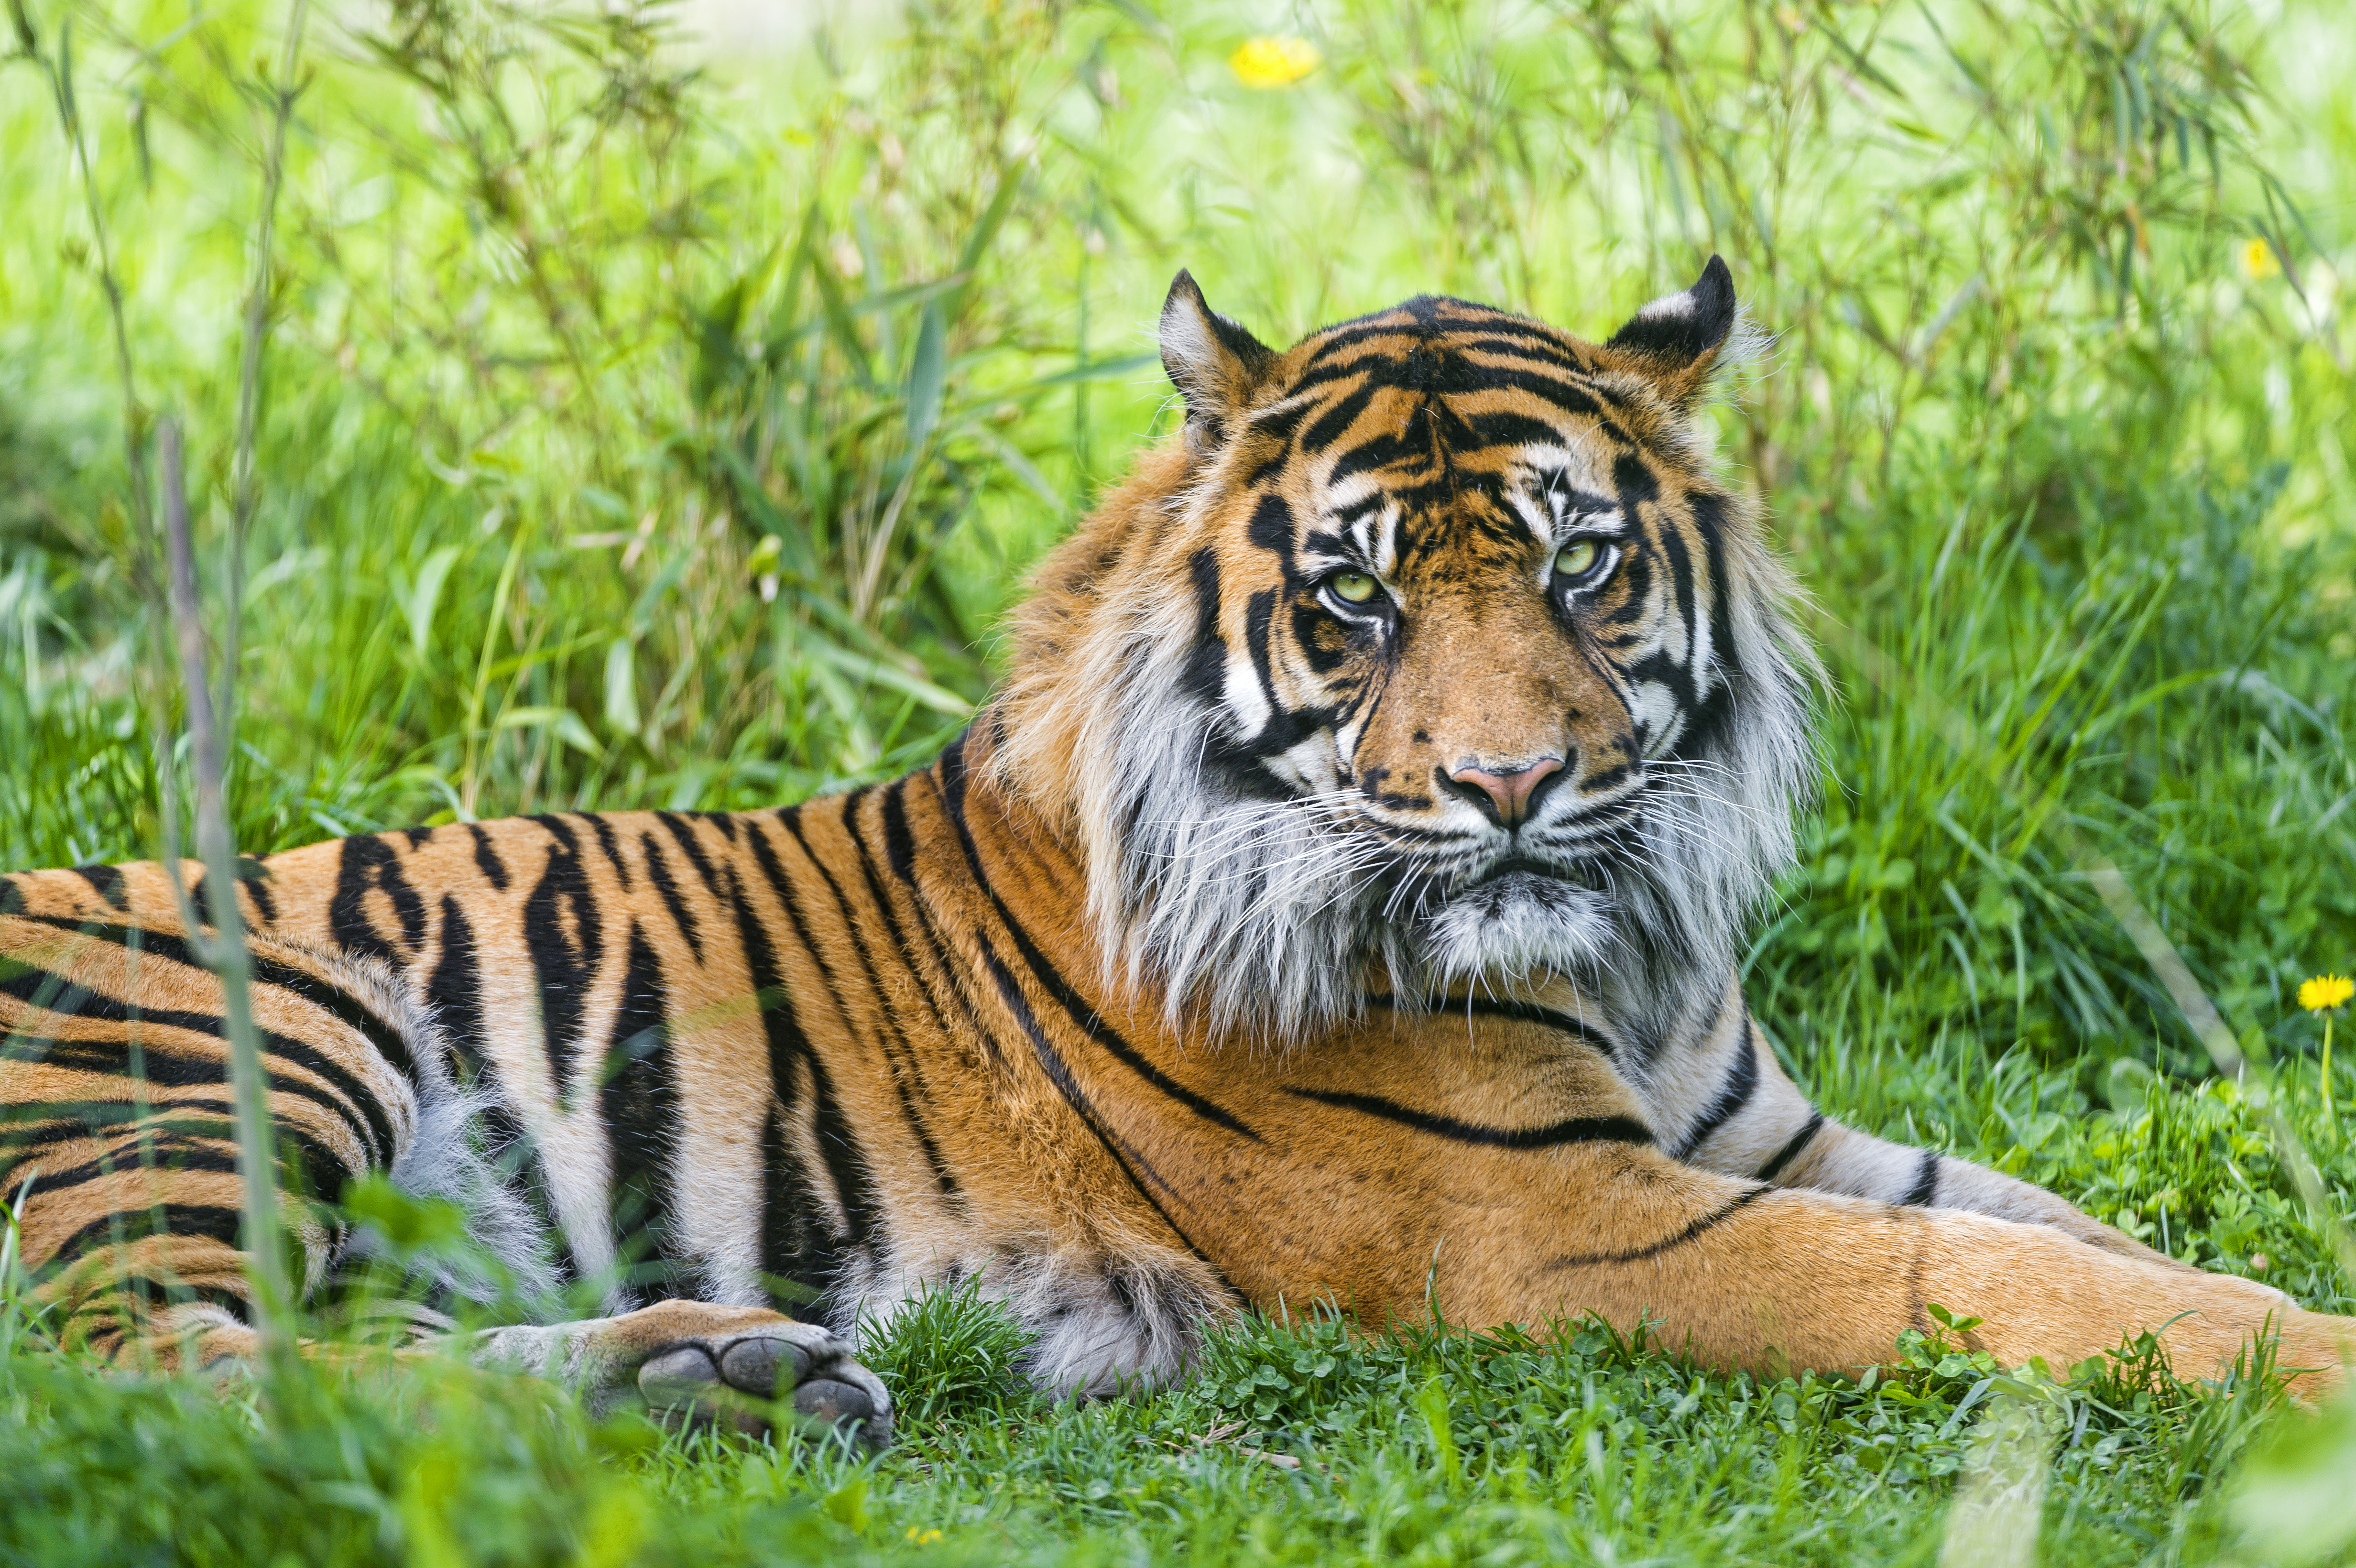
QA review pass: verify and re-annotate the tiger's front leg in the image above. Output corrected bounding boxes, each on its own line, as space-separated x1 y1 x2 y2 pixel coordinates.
1152 1006 2356 1399
465 1300 892 1445
1616 977 2175 1264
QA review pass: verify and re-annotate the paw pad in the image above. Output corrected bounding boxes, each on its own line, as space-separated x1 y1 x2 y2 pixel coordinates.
790 1377 874 1431
719 1334 809 1397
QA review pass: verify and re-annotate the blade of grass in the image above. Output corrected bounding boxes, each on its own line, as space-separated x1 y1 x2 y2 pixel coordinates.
158 417 290 1356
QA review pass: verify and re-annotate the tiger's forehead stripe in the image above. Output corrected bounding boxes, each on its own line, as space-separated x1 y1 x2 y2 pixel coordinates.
1221 358 1690 599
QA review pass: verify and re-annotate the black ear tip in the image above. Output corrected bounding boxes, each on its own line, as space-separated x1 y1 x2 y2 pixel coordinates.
1695 255 1734 309
1165 268 1204 308
1605 255 1739 371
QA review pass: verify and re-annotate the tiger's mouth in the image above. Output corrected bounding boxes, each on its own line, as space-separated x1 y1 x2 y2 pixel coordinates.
1466 853 1607 893
1398 842 1623 988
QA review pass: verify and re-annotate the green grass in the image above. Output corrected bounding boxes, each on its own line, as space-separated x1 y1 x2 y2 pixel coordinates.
4 0 2356 1561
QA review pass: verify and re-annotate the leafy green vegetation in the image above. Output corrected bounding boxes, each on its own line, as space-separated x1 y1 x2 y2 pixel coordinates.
3 0 2355 1561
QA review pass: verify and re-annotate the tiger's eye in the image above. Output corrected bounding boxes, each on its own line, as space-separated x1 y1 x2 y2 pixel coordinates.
1555 540 1601 579
1330 571 1379 604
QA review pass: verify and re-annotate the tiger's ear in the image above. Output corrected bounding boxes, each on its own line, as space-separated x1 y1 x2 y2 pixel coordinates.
1601 255 1750 405
1160 270 1276 451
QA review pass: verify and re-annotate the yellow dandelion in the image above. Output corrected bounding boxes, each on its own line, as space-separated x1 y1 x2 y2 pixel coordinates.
905 1526 943 1545
2241 238 2282 281
2302 974 2350 1132
2301 975 2353 1013
1230 36 1321 89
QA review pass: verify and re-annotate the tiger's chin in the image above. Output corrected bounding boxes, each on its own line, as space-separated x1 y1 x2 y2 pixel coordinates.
1408 868 1620 992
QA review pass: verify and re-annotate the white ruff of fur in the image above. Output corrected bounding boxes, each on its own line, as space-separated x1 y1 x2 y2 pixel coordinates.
1038 505 1817 1046
332 951 564 1307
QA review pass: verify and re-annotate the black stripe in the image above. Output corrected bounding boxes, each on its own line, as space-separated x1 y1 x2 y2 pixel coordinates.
5 1025 382 1181
638 833 705 964
584 814 633 892
427 896 490 1088
1901 1148 1942 1208
654 812 725 901
2 1104 233 1162
1669 1016 1760 1160
930 750 1263 1143
12 1123 352 1210
2 961 395 1166
1546 1184 1771 1271
712 880 841 1315
1177 548 1226 708
1755 1111 1823 1184
601 922 686 1299
757 1102 831 1310
520 816 601 1102
978 936 1231 1284
71 864 130 912
14 915 420 1084
426 899 531 1202
878 781 1005 1070
426 897 572 1284
9 1141 242 1198
328 834 426 962
236 858 278 926
186 870 220 934
819 805 966 1200
731 833 882 1252
466 824 511 891
1369 993 1617 1058
42 1201 248 1272
879 781 920 884
1299 382 1381 465
67 1272 252 1322
1281 1086 1650 1149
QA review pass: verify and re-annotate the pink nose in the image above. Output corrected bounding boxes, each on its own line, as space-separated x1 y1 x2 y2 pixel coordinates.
1446 757 1563 828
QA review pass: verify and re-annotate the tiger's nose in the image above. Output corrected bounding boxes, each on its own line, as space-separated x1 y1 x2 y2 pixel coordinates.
1443 757 1564 829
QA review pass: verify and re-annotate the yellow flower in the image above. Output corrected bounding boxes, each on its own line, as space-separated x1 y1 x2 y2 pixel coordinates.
2241 238 2281 281
905 1527 942 1545
2301 974 2354 1013
1230 36 1321 89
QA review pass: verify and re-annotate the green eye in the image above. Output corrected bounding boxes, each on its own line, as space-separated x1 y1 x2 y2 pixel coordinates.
1555 540 1602 580
1329 571 1380 605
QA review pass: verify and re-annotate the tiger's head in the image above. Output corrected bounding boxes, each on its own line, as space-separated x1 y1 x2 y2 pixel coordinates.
993 260 1815 1045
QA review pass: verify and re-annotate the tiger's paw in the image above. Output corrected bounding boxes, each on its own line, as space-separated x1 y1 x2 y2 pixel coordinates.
476 1300 892 1448
622 1305 891 1449
636 1326 891 1448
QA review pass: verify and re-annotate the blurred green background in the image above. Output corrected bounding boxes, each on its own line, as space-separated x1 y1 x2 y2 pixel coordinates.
4 0 2356 1562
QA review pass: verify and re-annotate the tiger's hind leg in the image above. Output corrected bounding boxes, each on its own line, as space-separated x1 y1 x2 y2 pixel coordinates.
0 909 435 1367
465 1300 893 1447
0 901 892 1444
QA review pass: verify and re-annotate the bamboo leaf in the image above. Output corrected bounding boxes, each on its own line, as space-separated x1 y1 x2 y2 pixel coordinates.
404 544 462 659
603 637 640 737
802 638 972 718
904 302 947 456
497 705 605 758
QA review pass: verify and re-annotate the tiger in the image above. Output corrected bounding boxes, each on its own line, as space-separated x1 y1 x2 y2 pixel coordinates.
4 258 2349 1448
